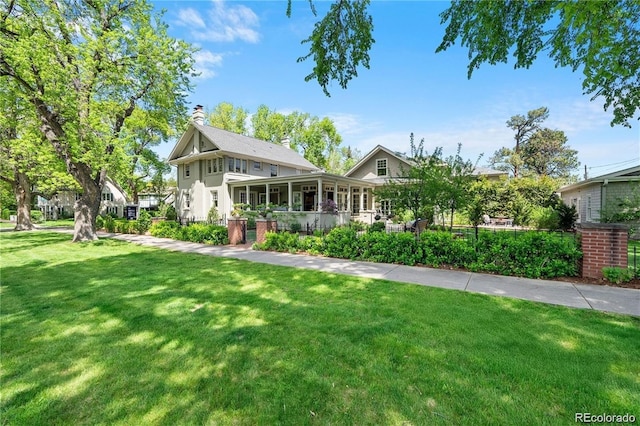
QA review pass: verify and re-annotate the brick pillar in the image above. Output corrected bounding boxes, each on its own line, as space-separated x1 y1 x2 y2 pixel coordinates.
227 218 247 245
256 218 277 244
577 223 629 279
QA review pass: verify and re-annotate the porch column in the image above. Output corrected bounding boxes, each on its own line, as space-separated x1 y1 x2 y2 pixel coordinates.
245 184 250 206
266 183 270 206
317 178 323 211
333 182 338 201
288 182 293 211
347 184 351 214
359 187 364 212
371 189 376 213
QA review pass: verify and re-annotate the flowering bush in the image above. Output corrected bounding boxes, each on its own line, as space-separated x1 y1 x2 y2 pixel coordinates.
320 199 338 215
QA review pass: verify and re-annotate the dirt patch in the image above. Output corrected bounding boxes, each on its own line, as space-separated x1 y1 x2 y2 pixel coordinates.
554 276 640 290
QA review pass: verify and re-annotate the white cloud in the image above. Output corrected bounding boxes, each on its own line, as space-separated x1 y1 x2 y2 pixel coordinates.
177 8 205 29
177 1 260 43
193 50 224 80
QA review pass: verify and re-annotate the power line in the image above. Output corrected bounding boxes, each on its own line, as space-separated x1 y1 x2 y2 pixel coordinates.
588 158 639 170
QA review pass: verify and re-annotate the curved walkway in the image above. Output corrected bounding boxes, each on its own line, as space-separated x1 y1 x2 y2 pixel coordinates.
101 232 640 317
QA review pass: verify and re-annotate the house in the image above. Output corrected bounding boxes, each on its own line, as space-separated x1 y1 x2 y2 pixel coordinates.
37 178 129 219
169 106 508 225
558 164 640 223
168 106 378 224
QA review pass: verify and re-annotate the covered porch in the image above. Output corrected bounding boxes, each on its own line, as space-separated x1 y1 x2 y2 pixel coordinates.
227 172 378 223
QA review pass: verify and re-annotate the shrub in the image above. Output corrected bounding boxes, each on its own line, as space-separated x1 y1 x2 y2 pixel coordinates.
470 231 580 278
368 221 386 233
555 203 578 231
96 215 105 230
289 222 302 233
135 210 152 234
420 231 475 267
602 266 635 284
104 215 116 233
149 221 180 238
115 220 136 234
531 206 560 230
323 226 359 259
30 210 44 223
359 231 422 265
175 223 228 245
161 204 177 221
254 231 301 253
207 206 219 224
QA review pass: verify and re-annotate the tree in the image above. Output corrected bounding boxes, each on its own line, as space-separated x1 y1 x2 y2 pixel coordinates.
207 102 249 135
293 1 639 126
521 128 579 181
207 102 349 173
489 107 549 178
1 0 195 241
374 134 477 229
0 83 74 230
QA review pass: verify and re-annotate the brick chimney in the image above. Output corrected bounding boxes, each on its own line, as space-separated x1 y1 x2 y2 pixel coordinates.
281 136 291 149
192 105 204 125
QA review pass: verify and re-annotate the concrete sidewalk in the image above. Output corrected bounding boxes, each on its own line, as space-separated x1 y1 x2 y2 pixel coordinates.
105 232 640 317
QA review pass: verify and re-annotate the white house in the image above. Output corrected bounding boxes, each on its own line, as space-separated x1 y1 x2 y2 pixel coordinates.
37 178 129 219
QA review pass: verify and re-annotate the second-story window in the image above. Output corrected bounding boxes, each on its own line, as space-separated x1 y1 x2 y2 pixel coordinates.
376 158 388 176
270 164 278 177
184 163 191 178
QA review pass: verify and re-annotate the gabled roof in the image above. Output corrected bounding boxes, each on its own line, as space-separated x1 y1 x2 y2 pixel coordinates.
559 164 640 193
168 124 319 171
344 145 413 177
345 144 508 179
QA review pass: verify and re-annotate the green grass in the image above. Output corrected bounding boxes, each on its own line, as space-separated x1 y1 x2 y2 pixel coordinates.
2 231 639 425
38 218 75 228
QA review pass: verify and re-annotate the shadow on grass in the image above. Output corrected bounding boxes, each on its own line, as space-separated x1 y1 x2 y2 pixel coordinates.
2 233 639 424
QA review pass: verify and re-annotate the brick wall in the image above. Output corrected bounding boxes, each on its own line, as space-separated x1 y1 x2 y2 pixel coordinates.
256 219 277 244
577 223 628 279
227 218 247 245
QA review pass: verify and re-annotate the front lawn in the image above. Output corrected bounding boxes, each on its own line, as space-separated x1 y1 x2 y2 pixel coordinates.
2 232 639 424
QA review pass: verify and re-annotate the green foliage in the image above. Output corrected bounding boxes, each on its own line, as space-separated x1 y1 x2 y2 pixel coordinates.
149 221 181 238
470 231 581 278
30 210 43 223
2 208 11 220
359 231 422 265
530 206 560 231
254 231 302 253
96 215 105 230
323 226 360 259
149 221 228 245
207 205 220 224
292 0 374 97
163 205 177 221
420 231 475 268
289 222 302 233
555 203 578 231
368 221 386 233
602 267 635 285
135 210 152 235
438 2 640 127
104 216 116 233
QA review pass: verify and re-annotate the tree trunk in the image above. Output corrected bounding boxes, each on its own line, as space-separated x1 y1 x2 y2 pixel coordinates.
72 175 102 242
14 170 33 231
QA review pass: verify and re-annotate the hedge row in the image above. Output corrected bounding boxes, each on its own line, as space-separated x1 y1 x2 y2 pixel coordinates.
254 227 581 279
97 211 151 235
149 221 229 245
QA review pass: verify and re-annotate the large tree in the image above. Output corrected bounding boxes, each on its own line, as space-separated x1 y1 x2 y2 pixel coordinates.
206 102 351 173
489 107 578 181
0 83 74 230
0 0 195 241
293 1 639 127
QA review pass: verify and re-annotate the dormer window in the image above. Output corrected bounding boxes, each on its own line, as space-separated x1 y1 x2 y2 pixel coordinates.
376 159 388 176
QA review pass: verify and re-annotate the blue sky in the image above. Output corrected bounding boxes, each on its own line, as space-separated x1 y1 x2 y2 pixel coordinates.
153 0 640 179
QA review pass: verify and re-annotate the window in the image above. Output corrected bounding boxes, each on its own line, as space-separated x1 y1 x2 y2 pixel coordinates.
184 163 191 178
107 206 118 216
228 158 234 172
363 191 368 211
376 158 388 176
211 191 218 208
270 164 278 177
253 161 262 170
75 192 82 201
380 200 392 216
242 159 248 174
185 192 190 209
101 192 114 202
587 196 592 221
239 191 247 204
207 159 213 174
235 158 241 173
352 188 360 213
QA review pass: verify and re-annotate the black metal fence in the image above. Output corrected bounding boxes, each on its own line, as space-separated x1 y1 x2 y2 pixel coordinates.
630 241 639 277
178 215 227 227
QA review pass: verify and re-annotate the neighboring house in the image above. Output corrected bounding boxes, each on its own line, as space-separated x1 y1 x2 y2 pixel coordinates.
343 144 507 217
558 165 640 223
138 188 175 211
169 106 508 224
37 178 128 219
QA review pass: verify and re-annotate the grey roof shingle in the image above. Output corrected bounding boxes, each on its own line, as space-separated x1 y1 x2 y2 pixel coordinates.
194 124 319 170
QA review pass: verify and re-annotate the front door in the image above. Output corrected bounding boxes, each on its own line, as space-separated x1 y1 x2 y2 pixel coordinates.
304 191 316 211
